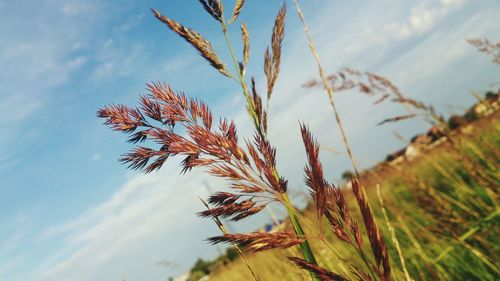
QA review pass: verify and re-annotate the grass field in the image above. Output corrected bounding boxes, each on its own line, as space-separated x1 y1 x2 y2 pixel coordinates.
206 111 499 281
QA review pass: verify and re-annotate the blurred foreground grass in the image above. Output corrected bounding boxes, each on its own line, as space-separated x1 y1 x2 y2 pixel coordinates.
208 112 499 281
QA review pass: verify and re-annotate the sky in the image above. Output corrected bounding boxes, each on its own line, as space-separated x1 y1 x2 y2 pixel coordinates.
0 0 499 280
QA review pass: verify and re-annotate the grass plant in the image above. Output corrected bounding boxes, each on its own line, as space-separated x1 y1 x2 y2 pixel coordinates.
98 1 499 280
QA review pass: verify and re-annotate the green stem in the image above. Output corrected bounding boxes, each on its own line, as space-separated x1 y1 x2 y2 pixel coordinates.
282 193 321 281
355 245 378 281
220 21 262 135
220 19 320 281
200 198 261 281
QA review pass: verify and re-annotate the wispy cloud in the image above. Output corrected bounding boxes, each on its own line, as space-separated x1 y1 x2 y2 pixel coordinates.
33 167 227 281
0 0 105 170
89 38 145 82
383 0 467 39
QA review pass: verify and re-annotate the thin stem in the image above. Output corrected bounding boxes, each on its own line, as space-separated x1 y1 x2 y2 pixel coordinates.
282 193 321 281
295 209 376 280
220 21 263 135
291 0 375 217
355 245 378 281
291 0 360 178
290 208 357 279
219 224 261 281
199 198 261 281
377 185 412 281
317 237 353 278
219 15 320 281
292 1 386 279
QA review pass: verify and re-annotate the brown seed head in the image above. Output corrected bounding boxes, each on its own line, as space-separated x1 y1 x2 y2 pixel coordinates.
241 23 250 66
467 37 500 64
264 3 286 99
152 9 230 77
97 105 148 133
351 179 391 280
99 83 251 176
208 192 242 206
289 257 348 281
198 198 264 221
300 124 328 220
208 232 302 252
198 0 224 22
229 0 245 24
377 113 417 126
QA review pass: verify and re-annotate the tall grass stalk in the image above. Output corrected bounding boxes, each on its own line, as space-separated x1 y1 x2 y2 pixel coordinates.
376 185 411 281
292 1 391 279
291 0 360 178
216 8 320 280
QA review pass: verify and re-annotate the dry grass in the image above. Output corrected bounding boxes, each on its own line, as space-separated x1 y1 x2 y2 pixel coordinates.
303 67 446 127
152 9 230 77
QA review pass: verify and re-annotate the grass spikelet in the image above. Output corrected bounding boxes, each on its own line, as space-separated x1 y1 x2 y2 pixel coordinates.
264 2 286 100
229 0 245 24
208 192 242 206
198 0 224 22
152 9 231 77
271 2 286 85
241 23 250 66
198 198 267 221
97 105 148 133
300 123 328 220
289 257 348 281
208 232 303 252
325 185 363 249
264 47 272 94
304 67 447 126
377 113 417 126
250 77 263 126
351 179 391 280
467 38 500 64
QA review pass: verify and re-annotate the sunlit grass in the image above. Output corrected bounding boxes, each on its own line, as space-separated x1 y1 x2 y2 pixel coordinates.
208 113 499 281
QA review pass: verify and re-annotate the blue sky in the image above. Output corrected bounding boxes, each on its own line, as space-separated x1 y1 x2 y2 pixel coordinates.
0 0 499 280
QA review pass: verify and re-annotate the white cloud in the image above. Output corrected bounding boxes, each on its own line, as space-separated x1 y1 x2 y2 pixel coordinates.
384 0 467 39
